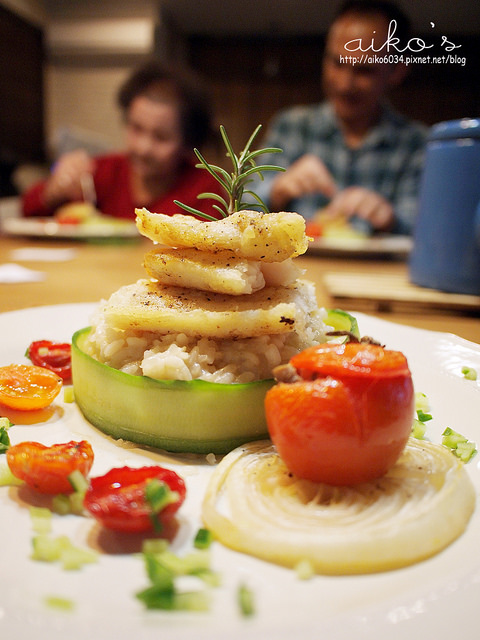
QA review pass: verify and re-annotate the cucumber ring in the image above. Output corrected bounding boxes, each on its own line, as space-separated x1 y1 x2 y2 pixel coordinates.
71 327 273 454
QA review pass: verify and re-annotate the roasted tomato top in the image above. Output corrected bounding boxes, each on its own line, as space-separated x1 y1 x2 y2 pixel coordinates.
265 342 414 486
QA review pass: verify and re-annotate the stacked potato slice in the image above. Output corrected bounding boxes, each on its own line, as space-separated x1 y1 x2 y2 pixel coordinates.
102 208 324 347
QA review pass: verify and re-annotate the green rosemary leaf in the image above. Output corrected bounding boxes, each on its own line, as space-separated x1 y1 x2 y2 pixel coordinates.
173 200 220 221
243 190 270 212
237 125 263 162
219 126 239 174
193 149 231 192
197 192 229 208
245 147 284 161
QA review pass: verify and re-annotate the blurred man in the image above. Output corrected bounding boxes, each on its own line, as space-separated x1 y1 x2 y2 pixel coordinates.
254 0 428 234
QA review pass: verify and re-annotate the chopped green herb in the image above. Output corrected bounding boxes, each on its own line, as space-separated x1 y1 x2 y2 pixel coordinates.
461 366 478 381
442 427 477 462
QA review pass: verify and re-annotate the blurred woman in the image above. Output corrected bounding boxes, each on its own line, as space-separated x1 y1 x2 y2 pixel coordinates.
22 60 223 219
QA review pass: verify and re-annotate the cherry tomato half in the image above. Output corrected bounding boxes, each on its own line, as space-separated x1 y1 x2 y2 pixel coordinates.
265 342 414 486
0 364 62 411
84 466 187 533
7 440 94 494
27 340 72 381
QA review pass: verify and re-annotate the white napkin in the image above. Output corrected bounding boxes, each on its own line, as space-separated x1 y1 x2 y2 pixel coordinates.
10 247 77 262
0 263 46 283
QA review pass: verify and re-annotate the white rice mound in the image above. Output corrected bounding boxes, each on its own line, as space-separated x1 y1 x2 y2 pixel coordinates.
84 303 330 384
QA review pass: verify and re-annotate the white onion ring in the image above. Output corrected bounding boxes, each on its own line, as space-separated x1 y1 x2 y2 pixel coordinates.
202 438 475 574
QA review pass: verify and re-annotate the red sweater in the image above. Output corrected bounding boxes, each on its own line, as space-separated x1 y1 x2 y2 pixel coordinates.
22 153 225 219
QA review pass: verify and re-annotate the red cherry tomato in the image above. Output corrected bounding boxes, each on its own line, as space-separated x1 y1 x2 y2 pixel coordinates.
6 440 94 494
265 342 414 486
27 340 72 380
83 466 187 533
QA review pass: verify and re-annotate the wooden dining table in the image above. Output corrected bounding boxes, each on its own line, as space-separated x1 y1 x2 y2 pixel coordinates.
1 233 479 345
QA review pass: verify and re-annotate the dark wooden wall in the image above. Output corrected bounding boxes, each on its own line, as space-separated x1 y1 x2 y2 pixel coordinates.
0 5 45 196
189 34 480 157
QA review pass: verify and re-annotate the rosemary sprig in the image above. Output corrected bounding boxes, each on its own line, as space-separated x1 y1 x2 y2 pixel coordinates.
174 124 284 219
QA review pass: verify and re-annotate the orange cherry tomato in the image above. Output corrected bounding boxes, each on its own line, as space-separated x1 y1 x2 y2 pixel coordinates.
6 440 94 494
0 364 62 411
265 342 414 486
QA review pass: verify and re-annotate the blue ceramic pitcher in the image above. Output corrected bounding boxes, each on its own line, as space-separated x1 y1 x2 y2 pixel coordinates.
409 118 480 296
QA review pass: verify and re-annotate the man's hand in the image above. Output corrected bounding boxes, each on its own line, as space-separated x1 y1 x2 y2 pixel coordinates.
43 149 95 209
270 154 337 211
324 186 394 231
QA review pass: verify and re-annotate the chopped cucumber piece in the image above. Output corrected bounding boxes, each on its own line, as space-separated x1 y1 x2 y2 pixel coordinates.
63 386 75 403
442 427 477 462
324 309 360 338
295 558 315 580
29 507 53 534
0 460 23 487
461 366 478 380
44 596 75 611
194 528 214 550
238 583 255 617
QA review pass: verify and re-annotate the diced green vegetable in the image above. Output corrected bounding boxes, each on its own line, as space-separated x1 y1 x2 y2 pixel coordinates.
63 386 75 403
324 309 360 339
0 418 12 453
0 460 23 487
411 419 427 440
29 507 53 534
414 392 430 412
44 596 75 611
461 366 478 381
237 583 255 617
31 534 98 569
194 528 214 550
442 427 477 462
136 583 211 611
295 558 315 580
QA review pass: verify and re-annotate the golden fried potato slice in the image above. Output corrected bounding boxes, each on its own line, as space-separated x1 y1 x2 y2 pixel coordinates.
143 247 265 295
135 208 309 262
103 279 319 339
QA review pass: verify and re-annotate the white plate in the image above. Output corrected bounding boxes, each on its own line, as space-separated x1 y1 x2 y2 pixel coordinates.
1 303 479 640
308 235 412 258
1 217 139 240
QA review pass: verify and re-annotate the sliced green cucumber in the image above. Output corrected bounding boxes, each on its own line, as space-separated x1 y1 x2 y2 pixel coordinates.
324 308 360 338
71 328 273 454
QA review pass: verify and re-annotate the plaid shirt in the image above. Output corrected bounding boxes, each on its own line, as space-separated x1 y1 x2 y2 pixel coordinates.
253 102 428 234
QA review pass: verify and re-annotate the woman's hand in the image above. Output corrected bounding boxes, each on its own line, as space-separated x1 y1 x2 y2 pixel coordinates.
43 149 95 209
